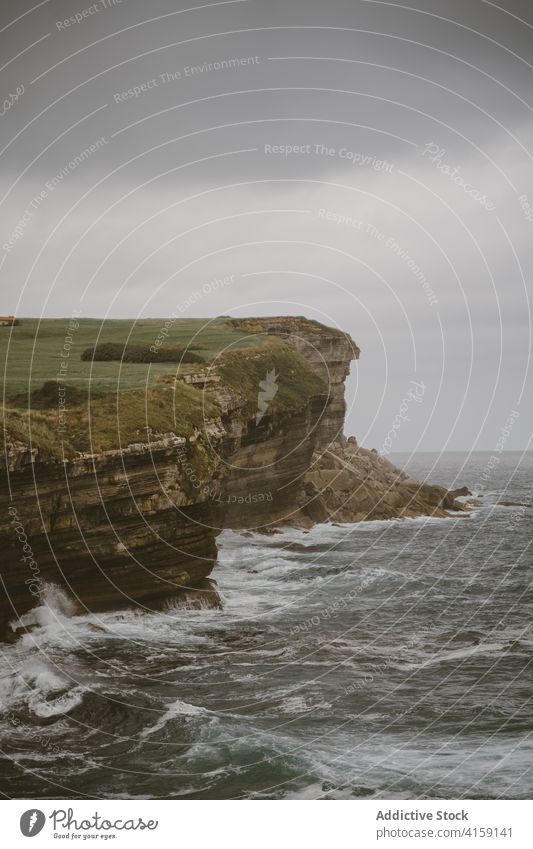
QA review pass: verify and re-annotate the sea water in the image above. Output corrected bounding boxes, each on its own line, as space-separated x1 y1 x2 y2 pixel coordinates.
0 452 531 799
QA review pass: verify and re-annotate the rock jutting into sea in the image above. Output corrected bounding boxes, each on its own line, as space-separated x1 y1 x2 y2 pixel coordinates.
0 317 470 638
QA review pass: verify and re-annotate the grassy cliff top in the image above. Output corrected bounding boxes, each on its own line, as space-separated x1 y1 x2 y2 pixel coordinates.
1 332 328 459
0 315 352 401
0 317 263 400
228 316 354 338
217 341 327 413
1 382 220 459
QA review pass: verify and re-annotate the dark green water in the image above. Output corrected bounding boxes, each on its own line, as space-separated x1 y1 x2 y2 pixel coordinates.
0 452 531 799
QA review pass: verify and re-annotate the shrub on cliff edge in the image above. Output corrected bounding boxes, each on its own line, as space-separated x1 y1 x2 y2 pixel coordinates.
81 342 203 364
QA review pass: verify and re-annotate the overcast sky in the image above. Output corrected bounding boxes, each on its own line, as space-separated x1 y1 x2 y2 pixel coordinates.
1 0 532 451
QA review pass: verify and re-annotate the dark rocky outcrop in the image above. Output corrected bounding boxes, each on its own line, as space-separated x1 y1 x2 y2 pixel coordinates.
296 442 468 525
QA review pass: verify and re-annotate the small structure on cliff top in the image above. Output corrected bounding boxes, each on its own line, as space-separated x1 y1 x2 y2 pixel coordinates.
0 316 19 326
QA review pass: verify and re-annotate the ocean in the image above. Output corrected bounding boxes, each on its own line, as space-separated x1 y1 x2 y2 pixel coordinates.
0 452 531 800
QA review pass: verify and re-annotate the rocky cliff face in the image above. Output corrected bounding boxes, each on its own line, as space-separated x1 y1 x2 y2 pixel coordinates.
298 442 464 525
228 317 360 447
2 437 219 627
224 319 465 527
0 317 464 639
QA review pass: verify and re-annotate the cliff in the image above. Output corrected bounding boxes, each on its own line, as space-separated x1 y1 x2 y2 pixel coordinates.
0 317 465 638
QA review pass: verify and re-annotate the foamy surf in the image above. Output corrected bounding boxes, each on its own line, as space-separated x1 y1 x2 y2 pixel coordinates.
140 699 212 739
0 453 530 800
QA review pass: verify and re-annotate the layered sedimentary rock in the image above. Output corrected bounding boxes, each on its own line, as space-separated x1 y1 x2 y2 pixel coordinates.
0 317 465 638
2 437 219 632
228 317 360 446
298 441 465 525
224 319 464 528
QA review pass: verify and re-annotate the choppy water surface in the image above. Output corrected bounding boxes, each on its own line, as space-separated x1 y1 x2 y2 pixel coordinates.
0 452 531 799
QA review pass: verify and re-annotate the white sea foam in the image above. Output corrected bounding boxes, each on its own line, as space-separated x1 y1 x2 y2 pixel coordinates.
140 698 211 739
10 584 77 638
28 686 86 718
406 642 510 669
0 654 85 717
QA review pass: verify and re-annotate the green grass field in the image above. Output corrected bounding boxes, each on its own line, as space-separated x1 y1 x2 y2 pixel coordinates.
0 317 261 399
1 318 327 458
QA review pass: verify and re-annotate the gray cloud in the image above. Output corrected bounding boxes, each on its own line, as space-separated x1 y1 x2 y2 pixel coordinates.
1 0 532 450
